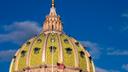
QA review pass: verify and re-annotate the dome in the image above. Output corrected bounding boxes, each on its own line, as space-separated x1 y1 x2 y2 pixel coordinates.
9 0 95 72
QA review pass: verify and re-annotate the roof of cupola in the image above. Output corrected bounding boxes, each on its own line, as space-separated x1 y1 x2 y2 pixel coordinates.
42 0 63 34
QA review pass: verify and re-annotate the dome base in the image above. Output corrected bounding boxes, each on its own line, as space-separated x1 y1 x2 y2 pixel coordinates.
15 65 87 72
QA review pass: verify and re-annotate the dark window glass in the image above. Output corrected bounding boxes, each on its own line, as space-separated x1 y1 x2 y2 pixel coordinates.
49 46 56 53
79 51 85 58
13 56 16 59
64 39 69 43
50 38 55 42
26 41 30 45
21 50 27 57
83 46 86 49
34 47 41 54
37 38 42 43
89 56 92 60
79 70 83 72
75 42 79 46
65 48 72 54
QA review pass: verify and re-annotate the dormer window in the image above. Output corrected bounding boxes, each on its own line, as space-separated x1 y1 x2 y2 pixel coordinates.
26 41 30 45
37 38 42 43
34 47 41 54
79 70 83 72
79 51 85 58
13 56 16 59
89 56 92 61
83 46 86 49
21 50 27 57
50 38 55 42
65 48 72 54
49 46 56 53
75 42 79 46
64 39 69 43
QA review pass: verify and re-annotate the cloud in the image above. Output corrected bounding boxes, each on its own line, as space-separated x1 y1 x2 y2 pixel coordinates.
96 67 109 72
80 41 102 59
122 13 128 18
0 49 16 62
120 25 128 32
96 67 120 72
0 21 41 44
120 12 128 32
107 50 128 56
122 64 128 71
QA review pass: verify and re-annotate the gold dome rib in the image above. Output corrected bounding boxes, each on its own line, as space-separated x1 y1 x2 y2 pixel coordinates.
57 34 64 63
42 34 50 63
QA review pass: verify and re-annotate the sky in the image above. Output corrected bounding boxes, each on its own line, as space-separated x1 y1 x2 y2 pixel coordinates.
0 0 128 72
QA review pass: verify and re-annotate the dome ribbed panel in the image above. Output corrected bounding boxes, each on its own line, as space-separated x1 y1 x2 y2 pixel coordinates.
29 34 45 67
57 34 64 63
71 38 87 70
42 33 49 63
45 33 59 65
16 38 35 71
67 37 79 67
60 34 75 67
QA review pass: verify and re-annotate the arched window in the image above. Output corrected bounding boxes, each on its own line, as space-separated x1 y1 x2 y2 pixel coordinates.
34 47 41 54
13 56 16 59
49 46 56 53
64 39 69 43
37 38 42 43
89 56 92 61
79 70 83 72
79 51 85 58
26 41 30 45
75 42 79 46
65 48 72 54
50 38 55 42
21 50 27 57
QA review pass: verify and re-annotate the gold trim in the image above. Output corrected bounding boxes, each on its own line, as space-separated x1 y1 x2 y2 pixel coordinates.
9 49 20 72
91 61 95 72
57 33 64 63
42 33 49 63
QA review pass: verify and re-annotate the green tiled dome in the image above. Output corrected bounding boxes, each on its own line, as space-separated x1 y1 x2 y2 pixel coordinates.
10 33 95 72
9 0 95 72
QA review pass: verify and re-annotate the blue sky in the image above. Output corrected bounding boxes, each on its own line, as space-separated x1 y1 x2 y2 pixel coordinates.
0 0 128 72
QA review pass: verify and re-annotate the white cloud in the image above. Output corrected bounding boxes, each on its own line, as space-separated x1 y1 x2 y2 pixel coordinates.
0 21 41 44
96 67 109 72
0 49 16 62
96 67 120 72
107 50 128 56
80 41 102 59
121 13 128 32
120 25 128 32
122 64 128 71
122 13 128 18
